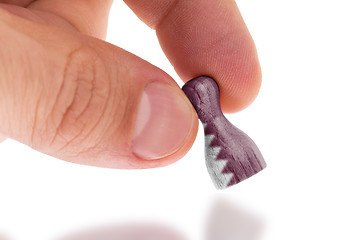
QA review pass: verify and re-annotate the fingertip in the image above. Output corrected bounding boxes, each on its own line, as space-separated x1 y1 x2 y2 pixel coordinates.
78 111 199 170
153 0 262 113
176 42 262 113
131 82 196 159
66 57 199 170
152 115 199 168
132 115 199 169
218 53 262 113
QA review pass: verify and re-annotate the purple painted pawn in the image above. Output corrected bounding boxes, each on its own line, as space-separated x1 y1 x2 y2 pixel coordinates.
182 76 266 189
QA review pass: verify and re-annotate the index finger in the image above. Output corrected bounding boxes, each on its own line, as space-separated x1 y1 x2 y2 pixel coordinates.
124 0 261 113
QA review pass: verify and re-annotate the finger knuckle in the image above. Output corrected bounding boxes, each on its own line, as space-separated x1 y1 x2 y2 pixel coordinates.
48 46 111 152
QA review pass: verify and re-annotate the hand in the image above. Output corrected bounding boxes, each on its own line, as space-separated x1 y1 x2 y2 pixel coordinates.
0 0 261 168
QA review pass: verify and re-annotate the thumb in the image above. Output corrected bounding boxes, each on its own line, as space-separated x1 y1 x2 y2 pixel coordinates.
0 10 197 168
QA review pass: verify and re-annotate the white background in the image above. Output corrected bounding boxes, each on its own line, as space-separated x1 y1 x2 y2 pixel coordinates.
1 0 341 239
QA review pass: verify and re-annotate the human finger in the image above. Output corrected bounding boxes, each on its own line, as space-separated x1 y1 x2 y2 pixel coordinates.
0 0 113 39
0 9 198 168
124 0 262 113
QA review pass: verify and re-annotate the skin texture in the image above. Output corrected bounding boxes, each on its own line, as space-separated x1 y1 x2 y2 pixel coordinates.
125 0 262 112
0 0 261 169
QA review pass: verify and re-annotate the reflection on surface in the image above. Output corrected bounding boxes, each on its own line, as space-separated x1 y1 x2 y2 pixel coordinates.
205 197 264 240
58 223 186 240
56 197 264 240
0 233 11 240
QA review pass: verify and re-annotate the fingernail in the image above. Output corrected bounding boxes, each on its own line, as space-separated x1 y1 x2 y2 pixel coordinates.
132 82 195 160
